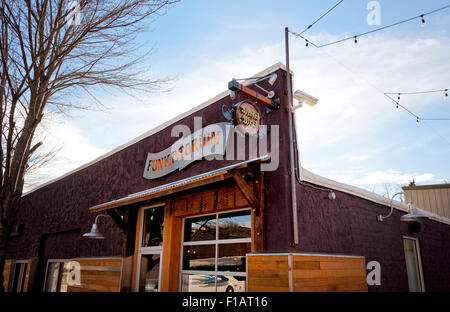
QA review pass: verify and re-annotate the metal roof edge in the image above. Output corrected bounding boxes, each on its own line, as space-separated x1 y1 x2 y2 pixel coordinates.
89 155 270 212
300 167 450 226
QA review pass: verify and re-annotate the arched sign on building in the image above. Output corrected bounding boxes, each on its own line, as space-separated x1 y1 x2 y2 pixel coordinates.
233 100 262 136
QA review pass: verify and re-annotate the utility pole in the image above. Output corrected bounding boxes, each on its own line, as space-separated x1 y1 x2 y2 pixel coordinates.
285 27 299 247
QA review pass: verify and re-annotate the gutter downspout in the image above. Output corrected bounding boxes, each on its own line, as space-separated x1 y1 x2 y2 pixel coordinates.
285 27 299 247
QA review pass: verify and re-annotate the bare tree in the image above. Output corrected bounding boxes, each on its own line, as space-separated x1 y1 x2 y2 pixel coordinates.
381 182 403 200
0 0 178 292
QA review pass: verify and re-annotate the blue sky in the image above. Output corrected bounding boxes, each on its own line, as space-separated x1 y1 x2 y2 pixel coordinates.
29 0 450 197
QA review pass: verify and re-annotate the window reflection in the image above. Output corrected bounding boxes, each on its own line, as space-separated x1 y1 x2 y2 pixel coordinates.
218 211 251 240
59 263 70 292
181 274 216 292
142 207 164 247
184 215 216 242
182 274 246 292
45 262 60 292
139 254 160 292
218 243 250 272
183 245 215 271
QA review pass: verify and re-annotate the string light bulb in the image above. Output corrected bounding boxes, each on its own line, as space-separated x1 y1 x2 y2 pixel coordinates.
398 93 401 101
354 36 358 44
445 89 448 99
416 117 420 124
421 15 426 26
305 40 309 47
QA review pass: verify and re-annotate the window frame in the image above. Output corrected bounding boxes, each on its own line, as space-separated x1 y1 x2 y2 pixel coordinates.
402 236 426 292
43 259 69 292
135 204 165 292
179 208 251 292
11 260 28 292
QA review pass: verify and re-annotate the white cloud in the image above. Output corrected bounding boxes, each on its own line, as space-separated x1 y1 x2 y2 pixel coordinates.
324 169 439 197
341 147 386 162
354 170 436 185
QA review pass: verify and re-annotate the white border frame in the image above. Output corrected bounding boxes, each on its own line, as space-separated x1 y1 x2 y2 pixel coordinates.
179 208 251 292
403 236 426 292
134 203 165 292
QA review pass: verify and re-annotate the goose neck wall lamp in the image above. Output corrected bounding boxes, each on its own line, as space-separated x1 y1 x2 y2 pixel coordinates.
377 192 429 222
83 214 109 239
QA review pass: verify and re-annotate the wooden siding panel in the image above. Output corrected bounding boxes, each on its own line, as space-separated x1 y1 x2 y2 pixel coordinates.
404 186 450 219
66 258 122 292
248 254 367 292
247 255 289 292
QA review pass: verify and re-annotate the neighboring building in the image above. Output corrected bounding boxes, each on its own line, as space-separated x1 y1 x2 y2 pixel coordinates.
3 63 450 293
403 183 450 219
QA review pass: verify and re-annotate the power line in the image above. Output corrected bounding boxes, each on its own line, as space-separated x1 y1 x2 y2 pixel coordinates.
385 89 448 97
295 0 344 36
292 4 450 48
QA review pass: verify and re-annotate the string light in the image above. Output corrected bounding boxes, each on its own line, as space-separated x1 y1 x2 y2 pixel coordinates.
305 40 309 47
291 4 450 48
445 89 448 98
354 36 357 44
386 89 450 97
384 92 450 122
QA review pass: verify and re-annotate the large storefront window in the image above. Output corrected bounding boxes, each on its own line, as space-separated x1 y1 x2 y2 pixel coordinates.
136 205 165 292
181 210 251 292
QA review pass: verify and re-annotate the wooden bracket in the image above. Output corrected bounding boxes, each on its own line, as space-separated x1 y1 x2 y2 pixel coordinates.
231 170 260 214
107 208 127 233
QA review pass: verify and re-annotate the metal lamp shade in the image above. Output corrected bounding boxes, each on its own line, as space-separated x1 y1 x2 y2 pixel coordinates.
83 223 105 239
400 210 429 222
401 202 429 222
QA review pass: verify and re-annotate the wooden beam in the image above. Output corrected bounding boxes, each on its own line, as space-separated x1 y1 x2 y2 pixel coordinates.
106 209 127 233
160 206 182 292
231 170 259 212
228 80 279 109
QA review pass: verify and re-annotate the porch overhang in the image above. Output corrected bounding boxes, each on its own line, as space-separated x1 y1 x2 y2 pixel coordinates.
89 155 270 213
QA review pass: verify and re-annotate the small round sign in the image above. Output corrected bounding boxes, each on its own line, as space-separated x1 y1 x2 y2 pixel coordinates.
234 101 262 135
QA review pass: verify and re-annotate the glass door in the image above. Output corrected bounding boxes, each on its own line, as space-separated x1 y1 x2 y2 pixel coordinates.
135 205 165 292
